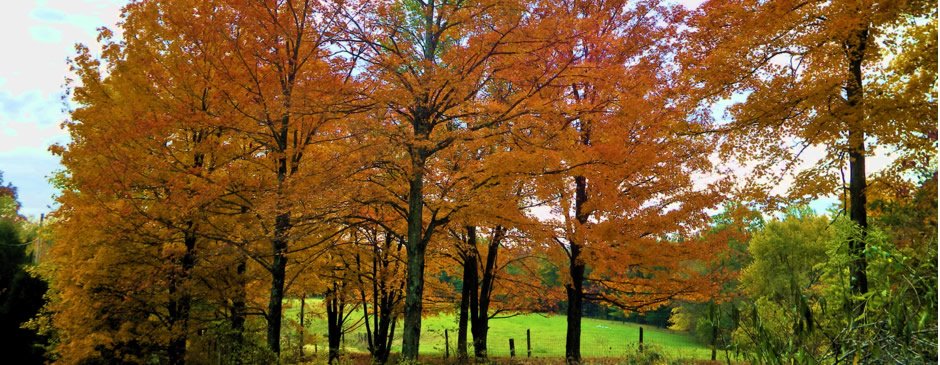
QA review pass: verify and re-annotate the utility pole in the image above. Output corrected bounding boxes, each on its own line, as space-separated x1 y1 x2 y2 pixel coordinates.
35 213 44 264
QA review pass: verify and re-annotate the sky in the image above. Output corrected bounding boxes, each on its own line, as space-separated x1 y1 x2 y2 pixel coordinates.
0 0 889 219
0 0 125 218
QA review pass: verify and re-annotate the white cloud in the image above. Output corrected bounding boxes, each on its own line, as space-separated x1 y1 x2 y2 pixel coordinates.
0 0 126 216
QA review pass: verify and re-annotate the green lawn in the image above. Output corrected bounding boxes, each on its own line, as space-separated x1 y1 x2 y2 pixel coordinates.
283 299 712 360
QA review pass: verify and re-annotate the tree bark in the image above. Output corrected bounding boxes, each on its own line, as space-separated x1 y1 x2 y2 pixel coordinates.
402 1 442 359
401 224 427 361
471 226 502 361
565 175 589 365
845 23 870 308
231 252 247 349
326 286 345 364
401 108 431 361
266 211 290 355
564 245 585 365
356 229 401 364
267 112 292 354
167 228 197 365
457 226 476 362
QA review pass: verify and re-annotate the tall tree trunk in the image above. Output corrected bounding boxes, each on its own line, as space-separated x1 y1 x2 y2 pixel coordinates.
457 278 471 361
230 257 247 363
565 245 585 365
845 23 870 310
566 175 589 365
326 287 344 364
267 211 290 355
456 227 476 363
357 230 402 364
471 226 502 361
267 122 292 354
299 294 306 357
378 303 396 364
167 141 206 364
401 231 427 361
401 1 441 359
167 228 197 365
402 125 430 360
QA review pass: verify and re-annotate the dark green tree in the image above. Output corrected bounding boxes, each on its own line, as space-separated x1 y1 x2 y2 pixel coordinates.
0 174 49 364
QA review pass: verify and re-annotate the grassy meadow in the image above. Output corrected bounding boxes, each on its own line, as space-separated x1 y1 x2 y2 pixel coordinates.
283 299 713 361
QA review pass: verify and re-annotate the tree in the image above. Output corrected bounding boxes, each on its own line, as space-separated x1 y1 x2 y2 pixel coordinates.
0 175 48 364
667 203 762 360
509 1 729 362
731 193 937 364
121 1 362 355
681 0 938 311
337 0 573 359
732 209 836 362
446 223 545 362
351 224 405 364
49 2 286 361
186 1 355 354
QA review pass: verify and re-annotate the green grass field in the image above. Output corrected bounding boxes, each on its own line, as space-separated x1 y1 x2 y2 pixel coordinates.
283 299 712 360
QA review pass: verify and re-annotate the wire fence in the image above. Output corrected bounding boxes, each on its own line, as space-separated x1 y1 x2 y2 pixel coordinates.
331 326 713 361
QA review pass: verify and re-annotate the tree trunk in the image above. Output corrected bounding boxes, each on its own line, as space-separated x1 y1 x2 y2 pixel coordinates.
565 245 585 365
379 308 396 364
473 226 502 361
167 229 197 365
299 294 306 357
845 23 870 309
266 211 290 355
470 313 488 361
566 175 589 365
457 226 477 362
402 1 440 358
372 293 395 364
401 237 427 361
457 282 470 361
401 135 429 360
356 229 402 365
231 256 247 348
326 288 344 364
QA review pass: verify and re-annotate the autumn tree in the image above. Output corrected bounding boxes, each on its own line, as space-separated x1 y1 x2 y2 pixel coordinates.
47 10 251 360
192 1 356 354
350 222 406 364
336 0 574 359
47 1 354 361
130 1 367 355
510 0 730 363
445 224 546 361
320 254 360 364
681 0 938 311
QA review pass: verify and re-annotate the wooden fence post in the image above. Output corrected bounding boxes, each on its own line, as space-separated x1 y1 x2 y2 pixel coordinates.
526 329 532 358
299 295 305 357
509 338 516 358
639 326 644 352
711 303 718 361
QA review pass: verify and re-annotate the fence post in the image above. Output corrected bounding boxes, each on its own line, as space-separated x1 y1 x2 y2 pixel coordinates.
711 303 718 361
526 329 532 358
509 338 516 358
299 295 305 357
638 326 644 352
445 329 450 359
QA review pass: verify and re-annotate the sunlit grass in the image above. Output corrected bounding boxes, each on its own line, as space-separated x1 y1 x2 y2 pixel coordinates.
282 298 713 360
